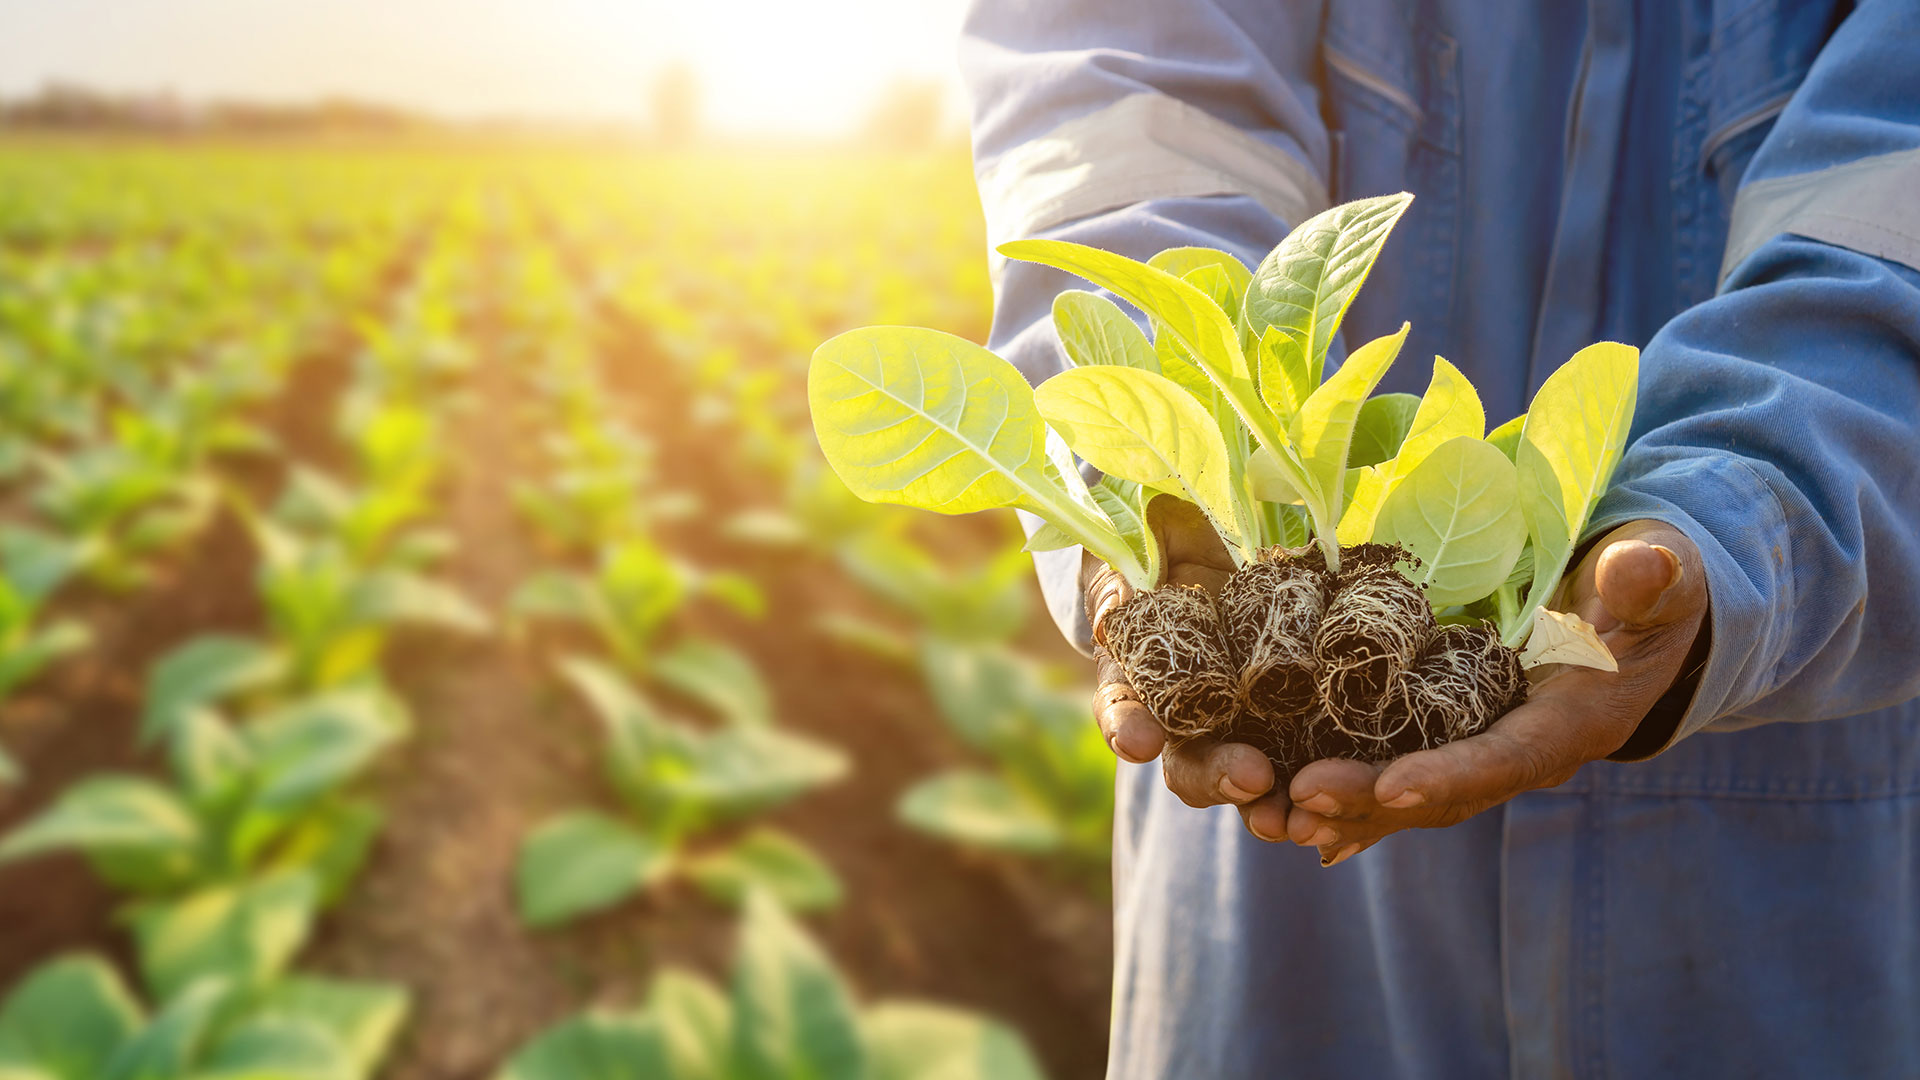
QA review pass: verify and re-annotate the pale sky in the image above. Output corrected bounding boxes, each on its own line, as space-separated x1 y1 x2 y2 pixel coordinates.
0 0 974 137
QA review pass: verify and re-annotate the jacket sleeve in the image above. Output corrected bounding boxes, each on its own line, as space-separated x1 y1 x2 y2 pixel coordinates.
1587 1 1920 755
959 0 1331 654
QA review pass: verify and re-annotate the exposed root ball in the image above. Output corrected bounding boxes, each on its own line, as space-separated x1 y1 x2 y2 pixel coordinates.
1397 622 1529 745
1219 555 1329 727
1313 564 1433 740
1104 584 1241 741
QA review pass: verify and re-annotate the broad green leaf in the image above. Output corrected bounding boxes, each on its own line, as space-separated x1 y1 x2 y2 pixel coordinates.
1020 520 1078 553
647 969 731 1080
1335 465 1388 545
104 979 230 1080
269 798 382 907
653 638 772 728
515 812 669 929
1339 357 1485 543
142 637 287 744
897 772 1062 854
1051 292 1157 372
1486 413 1526 461
730 892 865 1080
0 526 85 604
244 688 408 814
1374 437 1528 606
809 327 1137 581
1244 192 1413 397
0 956 143 1080
249 977 409 1078
1348 393 1422 468
916 640 1029 749
0 621 88 701
0 776 200 871
1090 477 1155 580
1036 365 1247 554
688 828 843 912
1514 342 1639 640
1254 326 1313 423
997 240 1290 478
863 1003 1048 1080
494 1013 672 1080
1289 324 1409 536
166 708 251 811
347 571 489 635
1147 246 1253 299
191 1015 354 1080
128 872 319 1001
682 727 848 816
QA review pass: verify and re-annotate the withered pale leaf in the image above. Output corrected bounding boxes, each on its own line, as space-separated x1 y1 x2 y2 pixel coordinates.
1518 606 1618 671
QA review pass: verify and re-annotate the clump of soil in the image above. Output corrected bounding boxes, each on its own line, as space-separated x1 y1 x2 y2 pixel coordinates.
1100 584 1241 741
1106 544 1527 784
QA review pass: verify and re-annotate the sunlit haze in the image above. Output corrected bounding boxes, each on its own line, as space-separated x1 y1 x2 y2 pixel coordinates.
0 0 974 137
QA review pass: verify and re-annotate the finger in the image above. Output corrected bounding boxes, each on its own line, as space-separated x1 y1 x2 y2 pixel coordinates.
1147 494 1236 574
1238 791 1290 843
1083 552 1134 647
1321 837 1378 868
1093 648 1164 765
1595 533 1704 630
1161 738 1275 808
1287 758 1385 818
1372 695 1587 813
1166 562 1232 594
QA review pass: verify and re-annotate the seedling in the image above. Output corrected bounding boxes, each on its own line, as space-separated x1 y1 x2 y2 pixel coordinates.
810 194 1635 781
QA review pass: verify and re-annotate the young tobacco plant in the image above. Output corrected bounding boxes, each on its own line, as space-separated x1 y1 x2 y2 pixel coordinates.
513 658 847 928
0 953 409 1080
497 891 1046 1080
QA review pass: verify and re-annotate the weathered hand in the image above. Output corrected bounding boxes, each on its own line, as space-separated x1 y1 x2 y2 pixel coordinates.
1284 520 1709 865
1085 498 1291 840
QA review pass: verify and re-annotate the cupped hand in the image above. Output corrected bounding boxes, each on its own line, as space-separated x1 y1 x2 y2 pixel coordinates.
1284 520 1709 865
1085 498 1292 842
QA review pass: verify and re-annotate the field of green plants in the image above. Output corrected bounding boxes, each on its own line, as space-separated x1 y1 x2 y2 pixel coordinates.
0 140 1113 1079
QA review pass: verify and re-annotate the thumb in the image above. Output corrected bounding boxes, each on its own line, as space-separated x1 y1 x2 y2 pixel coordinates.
1593 526 1704 629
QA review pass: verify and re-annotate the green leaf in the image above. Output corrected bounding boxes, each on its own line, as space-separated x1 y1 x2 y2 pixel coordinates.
515 812 669 929
167 708 252 811
997 240 1290 493
1147 246 1253 298
647 969 731 1080
915 640 1029 749
0 526 85 604
1035 365 1248 556
142 636 286 744
1288 324 1410 547
0 776 201 876
809 326 1139 584
1089 476 1157 583
495 1013 672 1080
897 772 1063 855
653 638 772 728
1486 413 1526 461
0 955 143 1080
1337 357 1485 544
1050 292 1157 372
729 892 865 1080
1374 437 1528 607
347 571 489 635
682 728 848 817
1348 393 1421 468
863 1003 1048 1080
688 828 843 912
1335 465 1388 546
104 979 230 1080
1243 192 1413 395
190 1014 355 1080
0 621 88 701
269 799 383 907
1513 342 1639 642
1020 520 1079 553
128 872 319 1002
243 688 408 814
249 977 410 1079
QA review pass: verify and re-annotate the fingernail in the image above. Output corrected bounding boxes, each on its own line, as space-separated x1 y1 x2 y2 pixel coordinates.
1326 843 1363 867
1249 819 1284 843
1306 825 1337 847
1382 790 1425 809
1650 544 1683 590
1298 792 1339 815
1219 776 1255 803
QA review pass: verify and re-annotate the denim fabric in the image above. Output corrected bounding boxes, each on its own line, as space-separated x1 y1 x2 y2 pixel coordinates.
961 1 1920 1076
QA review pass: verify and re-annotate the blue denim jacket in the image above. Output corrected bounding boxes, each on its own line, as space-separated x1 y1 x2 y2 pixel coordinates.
961 1 1920 1076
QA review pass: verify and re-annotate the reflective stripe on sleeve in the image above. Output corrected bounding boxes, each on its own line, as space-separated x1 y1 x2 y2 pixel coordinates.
1721 146 1920 287
975 92 1329 262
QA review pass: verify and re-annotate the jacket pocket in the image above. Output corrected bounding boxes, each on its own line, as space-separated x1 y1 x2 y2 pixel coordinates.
1320 7 1462 355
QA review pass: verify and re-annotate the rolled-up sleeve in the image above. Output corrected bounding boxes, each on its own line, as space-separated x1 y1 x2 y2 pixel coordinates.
1588 2 1920 754
960 0 1331 652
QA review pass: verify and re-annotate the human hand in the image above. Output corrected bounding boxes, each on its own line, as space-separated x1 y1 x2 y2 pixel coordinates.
1283 520 1709 865
1085 498 1291 840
